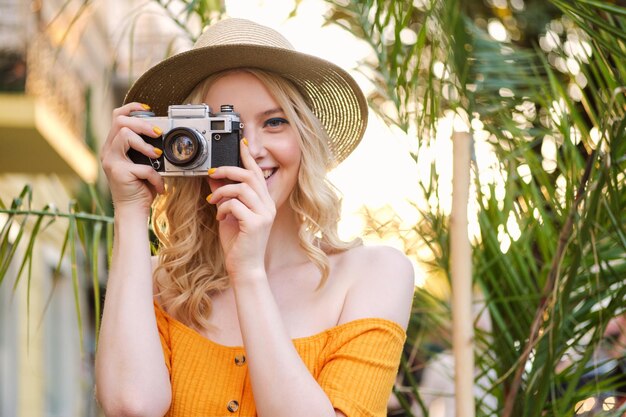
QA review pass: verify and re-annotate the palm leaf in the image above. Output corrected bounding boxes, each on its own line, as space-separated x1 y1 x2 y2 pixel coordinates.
323 0 626 416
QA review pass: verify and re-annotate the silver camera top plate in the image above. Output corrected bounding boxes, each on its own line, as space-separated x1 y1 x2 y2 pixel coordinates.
168 104 211 119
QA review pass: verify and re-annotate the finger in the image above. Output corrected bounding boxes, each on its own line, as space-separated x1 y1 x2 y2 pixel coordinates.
214 198 250 222
110 102 160 139
104 106 163 158
208 166 272 207
208 165 256 183
208 182 264 210
129 163 165 194
208 163 268 196
208 176 230 195
115 115 164 140
117 127 163 159
113 102 153 118
239 138 264 175
102 127 162 166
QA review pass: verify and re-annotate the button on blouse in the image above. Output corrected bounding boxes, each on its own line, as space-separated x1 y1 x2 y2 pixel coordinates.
227 400 239 412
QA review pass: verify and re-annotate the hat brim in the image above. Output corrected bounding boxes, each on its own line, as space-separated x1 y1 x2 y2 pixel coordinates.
124 44 367 164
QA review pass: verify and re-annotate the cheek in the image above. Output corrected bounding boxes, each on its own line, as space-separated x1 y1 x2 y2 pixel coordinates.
282 141 302 166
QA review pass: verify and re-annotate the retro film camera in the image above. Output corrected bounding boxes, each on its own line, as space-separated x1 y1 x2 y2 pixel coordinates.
128 104 243 176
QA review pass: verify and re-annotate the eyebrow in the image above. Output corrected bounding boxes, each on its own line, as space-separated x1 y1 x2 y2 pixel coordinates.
257 107 285 118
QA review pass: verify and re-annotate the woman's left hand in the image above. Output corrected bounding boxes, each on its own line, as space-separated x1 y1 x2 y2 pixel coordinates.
207 139 276 281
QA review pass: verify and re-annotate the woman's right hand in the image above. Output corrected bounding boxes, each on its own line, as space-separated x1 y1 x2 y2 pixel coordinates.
100 102 165 214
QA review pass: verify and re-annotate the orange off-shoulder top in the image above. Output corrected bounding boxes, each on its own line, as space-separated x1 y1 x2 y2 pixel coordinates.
154 303 406 417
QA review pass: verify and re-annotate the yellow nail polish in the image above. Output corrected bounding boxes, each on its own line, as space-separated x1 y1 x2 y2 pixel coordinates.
153 148 163 157
141 103 151 110
153 126 163 135
243 137 248 146
208 167 217 175
206 194 213 203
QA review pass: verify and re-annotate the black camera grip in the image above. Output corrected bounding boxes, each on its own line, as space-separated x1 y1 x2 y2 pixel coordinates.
211 131 241 168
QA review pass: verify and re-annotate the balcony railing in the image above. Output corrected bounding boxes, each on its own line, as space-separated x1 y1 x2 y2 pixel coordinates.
0 0 86 139
26 35 86 139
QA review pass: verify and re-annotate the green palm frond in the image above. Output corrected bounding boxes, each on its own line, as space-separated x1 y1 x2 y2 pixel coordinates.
324 0 626 416
0 185 114 351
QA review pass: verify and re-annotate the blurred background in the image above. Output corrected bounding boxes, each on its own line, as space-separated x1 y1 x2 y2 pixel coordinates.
0 0 625 416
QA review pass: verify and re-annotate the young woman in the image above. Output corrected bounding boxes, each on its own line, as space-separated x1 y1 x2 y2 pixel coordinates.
96 18 414 417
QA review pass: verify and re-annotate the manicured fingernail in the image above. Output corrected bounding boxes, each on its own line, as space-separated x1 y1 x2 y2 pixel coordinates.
153 126 163 135
153 148 163 157
208 168 217 175
242 137 248 146
141 103 151 110
206 194 213 204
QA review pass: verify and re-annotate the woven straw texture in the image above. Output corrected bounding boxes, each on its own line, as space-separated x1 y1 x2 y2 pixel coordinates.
124 18 368 164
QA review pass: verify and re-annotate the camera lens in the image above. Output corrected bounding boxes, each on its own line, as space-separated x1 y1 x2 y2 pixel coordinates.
171 135 195 161
162 127 207 168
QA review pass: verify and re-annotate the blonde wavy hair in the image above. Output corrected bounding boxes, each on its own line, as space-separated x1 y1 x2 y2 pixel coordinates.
152 69 361 330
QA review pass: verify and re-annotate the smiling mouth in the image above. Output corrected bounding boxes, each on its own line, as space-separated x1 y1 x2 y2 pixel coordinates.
262 168 276 180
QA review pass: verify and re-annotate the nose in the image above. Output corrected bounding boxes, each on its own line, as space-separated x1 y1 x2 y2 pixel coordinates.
244 132 266 160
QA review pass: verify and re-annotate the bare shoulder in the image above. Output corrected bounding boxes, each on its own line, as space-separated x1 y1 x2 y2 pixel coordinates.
336 245 415 329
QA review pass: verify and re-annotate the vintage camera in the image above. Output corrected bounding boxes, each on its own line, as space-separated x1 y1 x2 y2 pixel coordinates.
127 104 243 176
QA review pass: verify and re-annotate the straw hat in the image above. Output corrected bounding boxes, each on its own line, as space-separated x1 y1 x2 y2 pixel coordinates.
124 18 368 164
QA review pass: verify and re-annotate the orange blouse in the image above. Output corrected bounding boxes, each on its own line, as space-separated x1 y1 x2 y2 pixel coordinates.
154 303 406 417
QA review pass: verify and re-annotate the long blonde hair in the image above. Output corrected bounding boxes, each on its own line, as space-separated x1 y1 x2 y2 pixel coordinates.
152 69 360 329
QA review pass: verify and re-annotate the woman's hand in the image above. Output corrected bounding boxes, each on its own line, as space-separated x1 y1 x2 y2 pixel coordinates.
207 140 276 281
100 102 165 215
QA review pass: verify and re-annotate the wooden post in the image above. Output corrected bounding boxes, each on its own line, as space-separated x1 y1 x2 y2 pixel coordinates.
451 130 475 417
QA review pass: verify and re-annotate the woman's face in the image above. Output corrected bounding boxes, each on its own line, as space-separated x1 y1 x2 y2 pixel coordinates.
204 71 302 211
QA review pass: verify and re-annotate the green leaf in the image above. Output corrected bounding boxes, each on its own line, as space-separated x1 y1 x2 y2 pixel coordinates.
91 221 103 344
68 203 84 353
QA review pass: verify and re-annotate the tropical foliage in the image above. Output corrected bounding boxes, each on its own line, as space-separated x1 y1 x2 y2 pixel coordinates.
1 0 625 416
323 0 626 415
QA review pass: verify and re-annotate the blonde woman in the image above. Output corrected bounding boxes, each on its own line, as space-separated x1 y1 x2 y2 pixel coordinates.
96 18 414 417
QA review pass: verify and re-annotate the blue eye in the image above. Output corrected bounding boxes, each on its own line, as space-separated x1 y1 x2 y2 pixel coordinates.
264 117 289 128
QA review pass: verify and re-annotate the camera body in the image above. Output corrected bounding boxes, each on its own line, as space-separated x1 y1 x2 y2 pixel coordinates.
128 104 243 176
